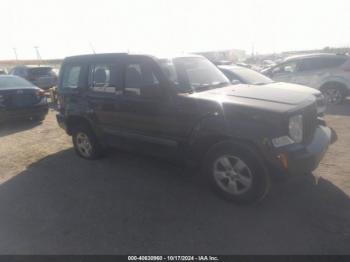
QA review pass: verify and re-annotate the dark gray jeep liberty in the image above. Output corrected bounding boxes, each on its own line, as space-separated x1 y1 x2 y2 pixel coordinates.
56 53 336 204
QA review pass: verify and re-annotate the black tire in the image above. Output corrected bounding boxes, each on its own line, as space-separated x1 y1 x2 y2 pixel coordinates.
72 124 103 160
203 142 270 204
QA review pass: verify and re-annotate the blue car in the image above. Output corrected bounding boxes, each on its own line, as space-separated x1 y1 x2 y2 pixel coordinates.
0 75 48 123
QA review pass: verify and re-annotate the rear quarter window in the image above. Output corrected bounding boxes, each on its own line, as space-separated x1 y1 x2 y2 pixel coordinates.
62 65 82 89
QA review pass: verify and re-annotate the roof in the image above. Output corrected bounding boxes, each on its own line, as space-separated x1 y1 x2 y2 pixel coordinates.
284 53 348 62
64 52 204 63
12 65 53 69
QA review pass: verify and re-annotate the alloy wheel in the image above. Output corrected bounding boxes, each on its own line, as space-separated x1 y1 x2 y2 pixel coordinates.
213 155 253 195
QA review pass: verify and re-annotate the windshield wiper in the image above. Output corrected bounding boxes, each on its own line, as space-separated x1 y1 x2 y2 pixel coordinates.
211 82 230 87
193 84 212 92
194 82 229 92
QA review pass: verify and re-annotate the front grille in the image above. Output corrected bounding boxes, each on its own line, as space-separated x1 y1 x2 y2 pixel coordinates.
302 103 318 144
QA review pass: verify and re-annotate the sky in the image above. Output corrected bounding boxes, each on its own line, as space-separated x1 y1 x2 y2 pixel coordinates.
1 0 350 60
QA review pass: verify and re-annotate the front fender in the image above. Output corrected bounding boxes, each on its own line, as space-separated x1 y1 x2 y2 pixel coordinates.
188 113 275 161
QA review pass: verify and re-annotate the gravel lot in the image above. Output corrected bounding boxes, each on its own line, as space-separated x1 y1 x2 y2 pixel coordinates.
0 101 349 254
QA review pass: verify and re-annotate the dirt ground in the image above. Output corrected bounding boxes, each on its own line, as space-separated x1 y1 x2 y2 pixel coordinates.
0 101 349 254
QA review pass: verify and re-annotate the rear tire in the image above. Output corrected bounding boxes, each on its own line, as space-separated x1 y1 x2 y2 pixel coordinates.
72 125 103 160
203 142 270 204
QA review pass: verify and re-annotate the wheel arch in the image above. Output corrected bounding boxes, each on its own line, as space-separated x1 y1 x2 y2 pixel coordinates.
65 115 94 136
320 80 349 95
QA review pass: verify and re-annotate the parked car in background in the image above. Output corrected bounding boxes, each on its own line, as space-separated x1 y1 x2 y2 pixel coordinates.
56 53 336 204
261 53 350 105
9 66 58 90
219 65 327 115
0 69 7 75
0 75 48 123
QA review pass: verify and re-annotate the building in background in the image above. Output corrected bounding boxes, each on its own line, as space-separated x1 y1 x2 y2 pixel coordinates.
194 49 246 64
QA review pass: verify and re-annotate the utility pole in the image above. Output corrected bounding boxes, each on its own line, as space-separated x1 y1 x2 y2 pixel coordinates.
12 48 18 60
34 46 42 65
89 42 96 54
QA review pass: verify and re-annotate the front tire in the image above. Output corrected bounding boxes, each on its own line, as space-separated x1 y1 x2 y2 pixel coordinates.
322 86 345 105
72 125 103 160
203 142 270 204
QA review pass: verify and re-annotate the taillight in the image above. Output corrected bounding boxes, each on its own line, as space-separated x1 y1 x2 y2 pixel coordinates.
36 89 46 98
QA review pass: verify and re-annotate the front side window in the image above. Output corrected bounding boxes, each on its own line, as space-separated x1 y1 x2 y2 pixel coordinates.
273 61 298 74
62 65 81 89
124 58 160 97
159 57 229 93
90 64 124 93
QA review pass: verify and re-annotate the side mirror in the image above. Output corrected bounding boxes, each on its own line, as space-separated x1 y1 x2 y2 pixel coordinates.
284 66 294 73
231 79 241 85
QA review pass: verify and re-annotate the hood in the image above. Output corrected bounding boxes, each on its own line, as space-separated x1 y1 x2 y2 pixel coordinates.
190 84 315 106
266 82 320 96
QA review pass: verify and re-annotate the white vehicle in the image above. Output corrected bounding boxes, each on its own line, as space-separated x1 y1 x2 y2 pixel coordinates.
219 65 326 115
262 53 350 104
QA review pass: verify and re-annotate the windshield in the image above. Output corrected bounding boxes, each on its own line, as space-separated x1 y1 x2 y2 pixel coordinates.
0 76 35 89
231 67 274 85
159 57 230 93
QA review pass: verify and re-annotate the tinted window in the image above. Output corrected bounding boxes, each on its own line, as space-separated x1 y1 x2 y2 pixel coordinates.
12 67 27 77
90 64 123 93
0 76 34 88
62 65 81 89
299 56 347 71
28 67 53 76
125 58 160 97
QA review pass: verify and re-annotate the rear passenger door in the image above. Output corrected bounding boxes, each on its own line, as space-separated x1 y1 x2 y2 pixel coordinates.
291 58 322 87
85 60 125 132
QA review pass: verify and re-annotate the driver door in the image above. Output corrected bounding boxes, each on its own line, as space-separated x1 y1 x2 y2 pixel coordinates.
110 55 184 150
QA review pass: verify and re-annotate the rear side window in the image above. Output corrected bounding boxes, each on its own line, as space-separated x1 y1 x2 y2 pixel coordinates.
299 56 347 71
90 64 124 93
62 65 81 89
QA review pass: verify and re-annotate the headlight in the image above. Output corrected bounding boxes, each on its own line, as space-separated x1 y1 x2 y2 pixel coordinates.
289 114 303 143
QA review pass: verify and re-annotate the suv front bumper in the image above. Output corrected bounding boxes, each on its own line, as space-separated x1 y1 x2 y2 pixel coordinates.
269 125 337 177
